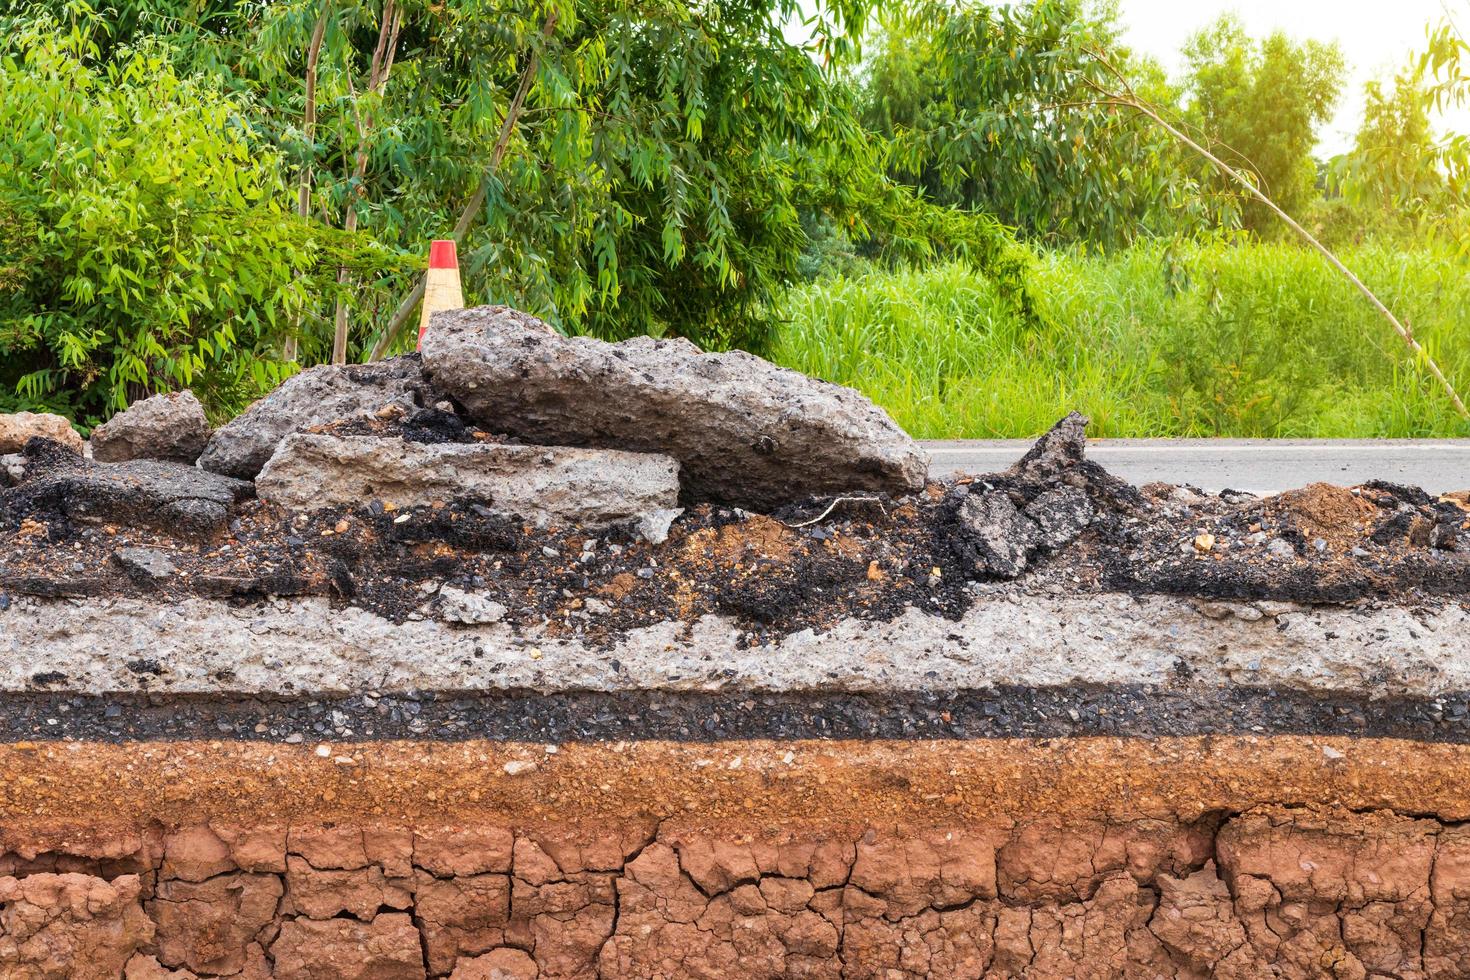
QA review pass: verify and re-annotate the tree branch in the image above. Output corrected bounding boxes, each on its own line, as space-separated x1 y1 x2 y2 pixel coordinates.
367 10 559 362
1083 48 1469 422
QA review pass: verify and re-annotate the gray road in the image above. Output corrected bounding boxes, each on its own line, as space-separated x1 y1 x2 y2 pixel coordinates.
922 439 1470 494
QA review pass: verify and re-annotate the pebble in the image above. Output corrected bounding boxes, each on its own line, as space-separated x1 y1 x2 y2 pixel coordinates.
503 759 538 776
1267 538 1296 559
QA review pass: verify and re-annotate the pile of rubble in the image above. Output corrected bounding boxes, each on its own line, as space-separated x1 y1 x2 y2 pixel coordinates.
1 306 927 540
1 306 1467 645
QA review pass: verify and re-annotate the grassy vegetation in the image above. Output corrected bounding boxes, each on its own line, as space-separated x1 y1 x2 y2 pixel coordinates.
768 240 1470 438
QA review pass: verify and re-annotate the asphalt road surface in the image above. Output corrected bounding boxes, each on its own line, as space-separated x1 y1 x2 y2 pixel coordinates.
923 439 1470 495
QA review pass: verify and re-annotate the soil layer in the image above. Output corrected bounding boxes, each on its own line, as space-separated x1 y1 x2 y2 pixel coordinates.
2 738 1470 976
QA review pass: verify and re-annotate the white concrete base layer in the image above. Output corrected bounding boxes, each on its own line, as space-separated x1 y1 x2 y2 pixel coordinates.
3 590 1466 697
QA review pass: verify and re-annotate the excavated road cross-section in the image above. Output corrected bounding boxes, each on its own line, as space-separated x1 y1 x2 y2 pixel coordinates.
1 412 1468 977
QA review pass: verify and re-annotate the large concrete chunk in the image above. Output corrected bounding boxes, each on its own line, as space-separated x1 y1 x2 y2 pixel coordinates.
90 390 210 464
3 438 251 539
255 432 680 528
420 306 928 510
198 357 435 479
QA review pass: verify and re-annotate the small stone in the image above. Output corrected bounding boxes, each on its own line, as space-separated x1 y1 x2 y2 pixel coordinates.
437 587 508 625
502 759 538 776
1266 538 1296 559
1313 537 1329 554
314 744 331 758
0 453 26 487
1193 533 1215 553
111 547 177 583
636 507 684 545
636 567 655 580
1322 745 1345 760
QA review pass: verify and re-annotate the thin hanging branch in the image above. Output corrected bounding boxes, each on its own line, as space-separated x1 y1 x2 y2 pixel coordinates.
330 0 402 365
367 10 559 362
283 3 330 363
1079 50 1469 421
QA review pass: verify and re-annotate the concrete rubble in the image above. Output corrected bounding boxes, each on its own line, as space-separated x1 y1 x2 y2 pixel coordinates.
420 305 930 509
4 437 251 540
90 390 211 464
255 431 680 530
198 358 436 479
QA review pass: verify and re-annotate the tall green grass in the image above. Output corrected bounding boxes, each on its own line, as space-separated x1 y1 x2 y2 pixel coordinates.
767 240 1470 438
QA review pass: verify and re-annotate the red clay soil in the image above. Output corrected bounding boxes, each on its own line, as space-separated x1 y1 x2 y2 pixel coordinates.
3 738 1470 976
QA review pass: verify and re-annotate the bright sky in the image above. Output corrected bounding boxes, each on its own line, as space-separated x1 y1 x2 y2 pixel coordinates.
1116 0 1470 156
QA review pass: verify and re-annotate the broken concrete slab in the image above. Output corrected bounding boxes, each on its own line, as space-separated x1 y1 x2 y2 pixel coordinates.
419 305 928 510
90 391 210 464
0 412 82 455
3 438 251 540
255 432 680 529
943 414 1124 579
197 357 436 480
1024 486 1095 551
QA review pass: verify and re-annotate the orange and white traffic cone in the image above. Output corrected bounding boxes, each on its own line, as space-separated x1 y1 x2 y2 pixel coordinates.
417 239 465 349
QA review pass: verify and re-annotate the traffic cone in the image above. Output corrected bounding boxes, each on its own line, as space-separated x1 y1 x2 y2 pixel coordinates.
417 239 465 349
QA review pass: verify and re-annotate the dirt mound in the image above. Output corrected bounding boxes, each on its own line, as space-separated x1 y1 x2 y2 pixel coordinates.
1269 481 1375 550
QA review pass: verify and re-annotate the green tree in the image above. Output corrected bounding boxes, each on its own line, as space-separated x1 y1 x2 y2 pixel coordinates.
859 0 1231 249
230 0 1020 357
1179 15 1345 234
1334 62 1447 230
1 0 1036 418
0 6 393 422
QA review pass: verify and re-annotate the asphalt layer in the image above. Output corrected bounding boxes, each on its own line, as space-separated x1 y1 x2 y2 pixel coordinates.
925 439 1470 494
6 687 1470 743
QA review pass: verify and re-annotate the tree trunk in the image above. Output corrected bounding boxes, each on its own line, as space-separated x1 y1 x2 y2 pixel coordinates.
283 3 330 363
330 0 401 365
